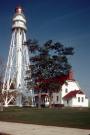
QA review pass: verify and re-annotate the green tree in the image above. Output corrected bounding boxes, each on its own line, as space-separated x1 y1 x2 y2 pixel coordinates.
26 39 74 108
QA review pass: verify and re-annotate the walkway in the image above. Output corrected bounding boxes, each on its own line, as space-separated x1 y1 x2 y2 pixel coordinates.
0 121 90 135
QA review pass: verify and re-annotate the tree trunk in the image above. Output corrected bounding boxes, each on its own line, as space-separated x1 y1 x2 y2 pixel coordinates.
38 89 41 109
0 102 3 111
49 92 52 108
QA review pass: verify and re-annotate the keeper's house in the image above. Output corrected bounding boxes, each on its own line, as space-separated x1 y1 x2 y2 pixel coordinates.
34 71 89 107
52 73 88 107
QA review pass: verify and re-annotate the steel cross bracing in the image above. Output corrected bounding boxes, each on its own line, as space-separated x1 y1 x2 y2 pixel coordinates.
2 7 32 107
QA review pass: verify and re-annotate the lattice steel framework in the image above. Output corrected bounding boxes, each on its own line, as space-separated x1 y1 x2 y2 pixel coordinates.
2 7 32 107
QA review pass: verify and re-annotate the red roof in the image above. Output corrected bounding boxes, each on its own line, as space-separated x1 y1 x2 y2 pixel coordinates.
63 90 84 99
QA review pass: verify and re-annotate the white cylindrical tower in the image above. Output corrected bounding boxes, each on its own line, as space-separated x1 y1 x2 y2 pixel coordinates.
2 6 30 107
12 7 27 90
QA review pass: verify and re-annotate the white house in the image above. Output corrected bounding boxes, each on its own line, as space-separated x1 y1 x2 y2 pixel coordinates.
63 89 88 107
52 80 88 107
34 70 89 107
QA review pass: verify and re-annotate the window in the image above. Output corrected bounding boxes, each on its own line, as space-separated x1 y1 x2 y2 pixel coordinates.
78 97 80 102
67 100 69 104
57 96 59 102
82 97 84 102
65 88 68 93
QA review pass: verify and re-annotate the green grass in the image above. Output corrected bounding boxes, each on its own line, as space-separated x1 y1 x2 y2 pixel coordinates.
0 107 90 129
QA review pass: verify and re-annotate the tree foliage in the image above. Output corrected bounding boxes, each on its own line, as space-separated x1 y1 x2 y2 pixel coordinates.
28 39 74 80
26 39 74 107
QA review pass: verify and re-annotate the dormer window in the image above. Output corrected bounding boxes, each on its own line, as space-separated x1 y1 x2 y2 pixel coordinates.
82 97 84 102
65 88 68 93
78 97 80 102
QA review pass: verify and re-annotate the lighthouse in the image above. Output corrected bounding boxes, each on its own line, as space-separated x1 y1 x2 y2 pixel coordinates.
2 6 31 107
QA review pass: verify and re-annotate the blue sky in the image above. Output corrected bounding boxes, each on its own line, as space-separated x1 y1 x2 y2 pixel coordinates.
0 0 90 97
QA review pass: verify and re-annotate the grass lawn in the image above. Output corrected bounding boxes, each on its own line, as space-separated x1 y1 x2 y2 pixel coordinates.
0 107 90 129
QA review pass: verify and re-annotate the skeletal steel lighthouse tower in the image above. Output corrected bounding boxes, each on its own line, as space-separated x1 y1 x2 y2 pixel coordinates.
2 6 31 107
